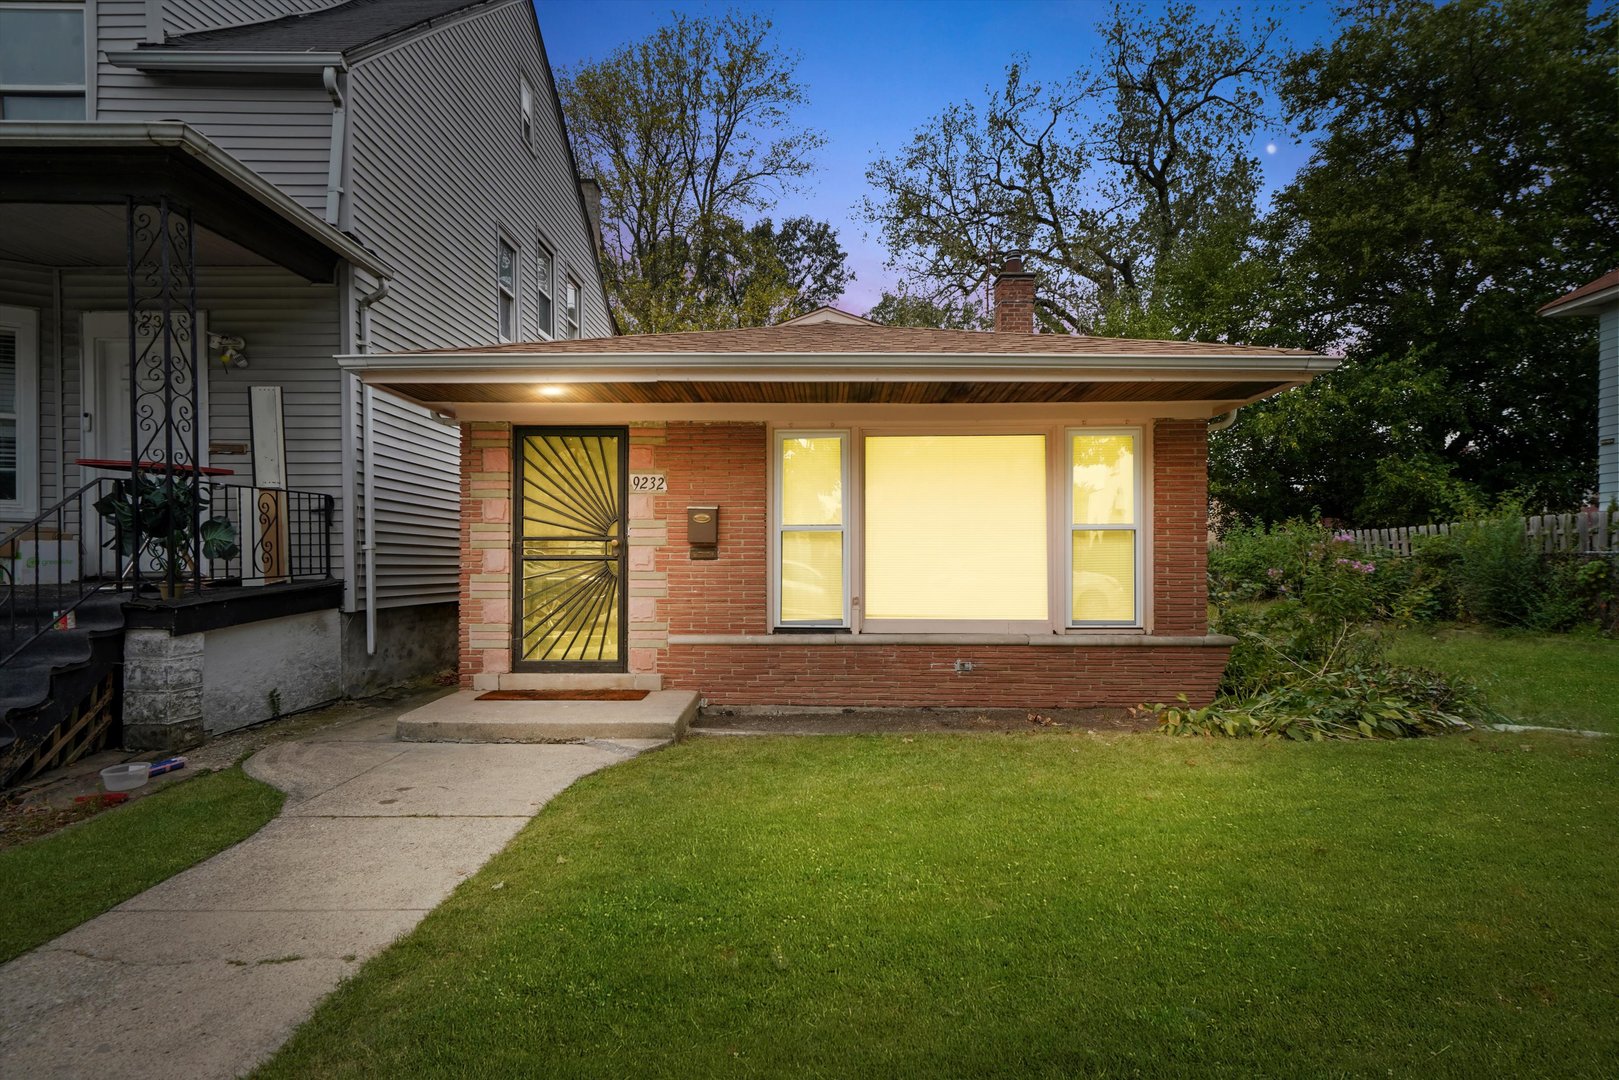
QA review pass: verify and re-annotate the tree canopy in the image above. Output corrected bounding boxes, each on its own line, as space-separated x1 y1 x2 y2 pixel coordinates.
861 1 1283 336
1212 0 1616 524
560 11 852 331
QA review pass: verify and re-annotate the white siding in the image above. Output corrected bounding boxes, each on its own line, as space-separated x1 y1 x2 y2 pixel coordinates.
94 1 336 214
162 1 343 37
45 267 346 552
1599 307 1618 507
345 0 612 352
367 393 459 607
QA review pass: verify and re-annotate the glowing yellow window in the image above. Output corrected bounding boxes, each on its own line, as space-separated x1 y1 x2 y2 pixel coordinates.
1070 432 1138 624
778 434 845 623
864 434 1048 622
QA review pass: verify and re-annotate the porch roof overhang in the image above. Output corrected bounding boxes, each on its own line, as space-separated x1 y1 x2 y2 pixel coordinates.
339 349 1339 421
0 122 392 284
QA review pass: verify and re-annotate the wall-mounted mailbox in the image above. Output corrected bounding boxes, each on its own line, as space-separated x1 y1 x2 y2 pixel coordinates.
687 505 719 559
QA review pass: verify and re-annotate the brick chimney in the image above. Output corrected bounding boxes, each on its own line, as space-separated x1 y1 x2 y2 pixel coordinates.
993 256 1037 333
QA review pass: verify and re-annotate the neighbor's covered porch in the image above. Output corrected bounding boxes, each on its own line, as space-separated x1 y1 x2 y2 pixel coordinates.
0 123 390 771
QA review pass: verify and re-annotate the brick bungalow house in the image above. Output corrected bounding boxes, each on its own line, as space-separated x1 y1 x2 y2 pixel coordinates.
342 263 1334 711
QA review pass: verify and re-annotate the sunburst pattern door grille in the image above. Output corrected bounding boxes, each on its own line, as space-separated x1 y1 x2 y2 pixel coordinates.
515 430 625 666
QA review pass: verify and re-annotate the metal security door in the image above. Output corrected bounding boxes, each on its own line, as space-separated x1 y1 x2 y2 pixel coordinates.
512 427 628 670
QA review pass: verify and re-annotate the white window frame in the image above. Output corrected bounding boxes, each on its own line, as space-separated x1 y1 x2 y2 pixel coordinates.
0 1 89 121
562 274 581 339
519 76 534 151
535 234 555 339
1065 426 1145 628
770 429 851 628
767 421 1150 634
0 304 39 517
496 233 519 342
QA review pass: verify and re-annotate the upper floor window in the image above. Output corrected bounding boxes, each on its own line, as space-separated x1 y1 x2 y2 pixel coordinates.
497 237 518 342
562 276 581 339
535 238 555 337
520 77 533 149
0 2 86 120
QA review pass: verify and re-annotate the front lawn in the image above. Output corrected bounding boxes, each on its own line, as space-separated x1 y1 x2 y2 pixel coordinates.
1388 625 1619 734
260 733 1618 1079
0 765 284 963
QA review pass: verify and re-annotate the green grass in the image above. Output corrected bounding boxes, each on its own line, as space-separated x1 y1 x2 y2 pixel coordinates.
0 765 283 962
259 733 1619 1079
1388 625 1619 734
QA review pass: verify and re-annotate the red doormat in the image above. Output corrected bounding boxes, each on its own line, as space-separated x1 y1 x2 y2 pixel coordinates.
474 689 650 701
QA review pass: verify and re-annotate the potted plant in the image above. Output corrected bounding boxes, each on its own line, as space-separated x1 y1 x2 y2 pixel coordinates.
93 475 241 598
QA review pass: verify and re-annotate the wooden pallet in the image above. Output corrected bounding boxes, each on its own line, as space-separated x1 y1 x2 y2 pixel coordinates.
1 674 118 788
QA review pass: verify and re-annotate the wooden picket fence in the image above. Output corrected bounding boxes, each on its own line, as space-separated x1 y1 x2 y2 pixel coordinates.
1345 509 1619 557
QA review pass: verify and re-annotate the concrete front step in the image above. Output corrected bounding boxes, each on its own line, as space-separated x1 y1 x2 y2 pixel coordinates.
396 689 696 744
470 673 664 692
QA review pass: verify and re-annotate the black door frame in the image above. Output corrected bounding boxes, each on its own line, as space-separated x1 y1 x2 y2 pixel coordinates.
510 425 630 672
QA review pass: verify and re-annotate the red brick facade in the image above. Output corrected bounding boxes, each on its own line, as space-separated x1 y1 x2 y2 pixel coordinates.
458 418 1226 705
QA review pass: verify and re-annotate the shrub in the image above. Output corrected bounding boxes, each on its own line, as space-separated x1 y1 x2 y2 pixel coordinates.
1156 540 1500 740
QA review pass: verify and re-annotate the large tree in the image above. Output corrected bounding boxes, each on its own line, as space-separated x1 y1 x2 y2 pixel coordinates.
560 11 850 331
862 2 1285 335
1212 0 1617 525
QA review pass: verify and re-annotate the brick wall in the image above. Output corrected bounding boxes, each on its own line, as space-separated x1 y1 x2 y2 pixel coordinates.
458 422 514 686
659 644 1227 708
1151 419 1209 636
458 418 1223 705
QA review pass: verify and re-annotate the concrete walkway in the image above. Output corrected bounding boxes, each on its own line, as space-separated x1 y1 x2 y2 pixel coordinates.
0 692 666 1080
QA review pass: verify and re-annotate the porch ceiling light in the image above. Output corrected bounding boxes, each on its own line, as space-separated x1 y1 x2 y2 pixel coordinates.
537 385 568 397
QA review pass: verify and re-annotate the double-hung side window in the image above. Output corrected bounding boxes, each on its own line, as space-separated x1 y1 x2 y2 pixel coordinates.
776 432 847 625
561 276 581 339
535 239 555 337
1068 430 1140 624
0 305 40 515
0 2 87 120
497 237 517 341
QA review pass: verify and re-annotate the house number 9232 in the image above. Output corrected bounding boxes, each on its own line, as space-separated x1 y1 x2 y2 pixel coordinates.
629 473 667 493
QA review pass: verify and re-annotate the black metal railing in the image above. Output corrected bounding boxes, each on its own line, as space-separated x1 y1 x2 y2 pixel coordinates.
0 477 129 668
196 483 335 586
0 478 334 669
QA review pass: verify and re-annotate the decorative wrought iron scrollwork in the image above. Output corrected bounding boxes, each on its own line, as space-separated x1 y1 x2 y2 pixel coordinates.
125 197 204 595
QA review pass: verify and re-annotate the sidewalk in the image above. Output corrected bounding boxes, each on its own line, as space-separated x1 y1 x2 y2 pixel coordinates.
0 690 667 1079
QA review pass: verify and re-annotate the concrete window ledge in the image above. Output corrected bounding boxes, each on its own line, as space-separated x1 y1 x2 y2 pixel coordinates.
667 633 1238 648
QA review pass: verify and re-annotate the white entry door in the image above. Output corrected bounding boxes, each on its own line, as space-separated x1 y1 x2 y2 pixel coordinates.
80 311 209 576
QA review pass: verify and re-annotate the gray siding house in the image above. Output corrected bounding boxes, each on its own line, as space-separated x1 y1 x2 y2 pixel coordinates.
0 0 611 772
1540 269 1619 507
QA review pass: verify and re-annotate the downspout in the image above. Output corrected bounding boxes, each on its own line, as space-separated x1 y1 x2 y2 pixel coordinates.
322 65 347 226
362 382 377 656
1208 408 1240 433
355 280 388 656
53 269 64 499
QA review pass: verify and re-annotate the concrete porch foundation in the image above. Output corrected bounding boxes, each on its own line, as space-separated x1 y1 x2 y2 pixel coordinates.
395 688 697 743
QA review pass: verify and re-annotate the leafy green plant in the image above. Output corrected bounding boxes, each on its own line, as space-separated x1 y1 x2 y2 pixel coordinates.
93 475 240 585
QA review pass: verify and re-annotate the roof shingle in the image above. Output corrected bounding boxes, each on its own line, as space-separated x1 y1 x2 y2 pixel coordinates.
145 0 489 54
400 322 1321 359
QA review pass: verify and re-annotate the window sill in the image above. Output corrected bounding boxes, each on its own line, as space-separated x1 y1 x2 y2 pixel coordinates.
671 632 1237 648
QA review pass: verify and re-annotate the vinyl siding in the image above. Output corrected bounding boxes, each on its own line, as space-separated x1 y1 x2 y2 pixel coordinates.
94 2 336 214
161 1 344 37
1600 307 1618 506
32 267 347 561
341 0 611 609
344 0 612 352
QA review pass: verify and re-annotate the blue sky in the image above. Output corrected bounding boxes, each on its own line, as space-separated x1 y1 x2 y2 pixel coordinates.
534 1 1342 311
